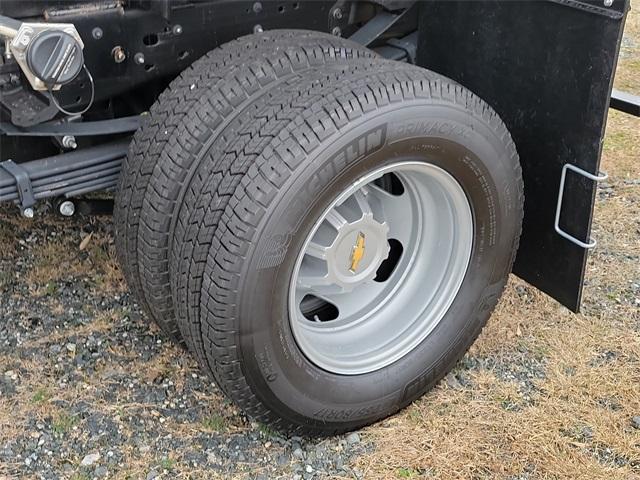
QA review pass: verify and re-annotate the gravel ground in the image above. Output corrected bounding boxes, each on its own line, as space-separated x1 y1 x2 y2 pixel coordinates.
1 9 639 480
1 195 635 480
0 211 375 479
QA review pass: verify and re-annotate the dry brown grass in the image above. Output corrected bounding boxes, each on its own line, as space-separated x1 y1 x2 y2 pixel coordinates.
22 228 126 295
617 2 640 93
0 202 123 294
355 280 640 479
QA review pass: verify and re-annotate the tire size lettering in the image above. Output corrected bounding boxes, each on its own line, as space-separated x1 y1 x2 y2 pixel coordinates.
313 405 380 421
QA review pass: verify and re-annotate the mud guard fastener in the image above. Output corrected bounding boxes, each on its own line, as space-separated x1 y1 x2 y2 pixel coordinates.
554 164 608 249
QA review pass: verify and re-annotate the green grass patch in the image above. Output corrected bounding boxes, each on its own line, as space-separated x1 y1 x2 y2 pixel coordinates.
87 243 111 270
258 423 277 438
31 388 49 403
201 413 227 432
52 412 78 435
44 282 58 296
159 457 176 471
397 467 420 478
407 408 422 423
70 473 90 480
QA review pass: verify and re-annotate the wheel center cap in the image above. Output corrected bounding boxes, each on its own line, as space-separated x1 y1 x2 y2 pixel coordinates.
326 215 390 291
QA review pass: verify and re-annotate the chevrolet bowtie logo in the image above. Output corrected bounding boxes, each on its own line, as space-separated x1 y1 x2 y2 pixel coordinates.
349 232 366 273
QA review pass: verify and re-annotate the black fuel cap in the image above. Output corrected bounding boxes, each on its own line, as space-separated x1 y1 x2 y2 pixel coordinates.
26 30 84 87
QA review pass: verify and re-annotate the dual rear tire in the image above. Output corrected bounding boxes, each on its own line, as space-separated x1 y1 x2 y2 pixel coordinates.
115 30 523 435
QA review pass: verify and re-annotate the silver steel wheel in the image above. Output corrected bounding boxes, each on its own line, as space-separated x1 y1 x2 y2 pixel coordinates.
288 161 474 375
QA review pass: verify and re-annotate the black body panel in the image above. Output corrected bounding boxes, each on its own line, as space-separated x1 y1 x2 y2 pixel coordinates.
417 0 629 311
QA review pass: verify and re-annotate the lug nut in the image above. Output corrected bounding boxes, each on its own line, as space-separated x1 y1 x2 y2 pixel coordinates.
332 27 342 37
253 2 263 13
112 46 126 63
59 201 75 217
333 8 343 19
92 27 103 40
22 207 34 219
134 52 145 65
172 24 183 35
253 24 264 33
62 135 77 150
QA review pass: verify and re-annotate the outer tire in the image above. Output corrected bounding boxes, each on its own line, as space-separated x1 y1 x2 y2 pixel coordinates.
113 30 376 343
183 62 524 434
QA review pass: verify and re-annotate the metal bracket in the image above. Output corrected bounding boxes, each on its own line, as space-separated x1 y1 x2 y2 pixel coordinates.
610 89 640 117
386 31 418 64
555 164 608 249
349 11 402 46
0 159 35 209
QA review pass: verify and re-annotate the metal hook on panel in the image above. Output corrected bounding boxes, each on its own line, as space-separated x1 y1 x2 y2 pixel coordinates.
554 163 608 249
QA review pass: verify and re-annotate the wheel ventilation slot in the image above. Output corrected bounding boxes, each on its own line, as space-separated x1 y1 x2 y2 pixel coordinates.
300 294 339 322
374 238 403 282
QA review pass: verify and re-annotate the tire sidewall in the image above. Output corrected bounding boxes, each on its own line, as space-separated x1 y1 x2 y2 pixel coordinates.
235 102 520 429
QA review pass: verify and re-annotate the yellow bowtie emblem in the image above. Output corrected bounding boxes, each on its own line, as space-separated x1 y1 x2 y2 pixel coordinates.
349 232 366 273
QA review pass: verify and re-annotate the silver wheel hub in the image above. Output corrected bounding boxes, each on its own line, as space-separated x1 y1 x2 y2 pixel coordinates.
289 161 474 375
320 209 390 292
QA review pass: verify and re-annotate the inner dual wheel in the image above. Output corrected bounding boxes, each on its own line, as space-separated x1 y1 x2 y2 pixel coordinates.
115 30 523 435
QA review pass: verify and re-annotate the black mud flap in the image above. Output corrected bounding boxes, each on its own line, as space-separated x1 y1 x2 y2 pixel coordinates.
416 0 629 312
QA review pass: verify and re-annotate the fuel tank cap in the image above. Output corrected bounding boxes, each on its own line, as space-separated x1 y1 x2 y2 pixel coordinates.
26 29 84 87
